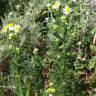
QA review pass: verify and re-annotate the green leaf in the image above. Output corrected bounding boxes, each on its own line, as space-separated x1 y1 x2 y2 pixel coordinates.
25 81 31 96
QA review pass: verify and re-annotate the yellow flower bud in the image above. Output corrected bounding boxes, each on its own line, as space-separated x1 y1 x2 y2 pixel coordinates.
46 87 56 94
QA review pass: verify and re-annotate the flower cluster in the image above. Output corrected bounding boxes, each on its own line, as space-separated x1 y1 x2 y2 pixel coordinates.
9 45 19 52
46 87 55 94
1 23 21 33
47 1 72 16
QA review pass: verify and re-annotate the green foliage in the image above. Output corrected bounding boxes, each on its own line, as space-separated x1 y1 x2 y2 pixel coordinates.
0 0 96 96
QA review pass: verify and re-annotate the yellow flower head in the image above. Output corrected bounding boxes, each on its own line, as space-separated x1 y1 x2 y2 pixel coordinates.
61 15 67 22
46 87 56 94
1 23 14 33
6 23 14 28
1 23 21 33
13 25 21 32
52 1 61 10
63 5 72 15
49 82 53 86
1 23 13 33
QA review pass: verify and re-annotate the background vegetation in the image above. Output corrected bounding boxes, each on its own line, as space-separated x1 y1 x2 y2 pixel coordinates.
0 0 96 96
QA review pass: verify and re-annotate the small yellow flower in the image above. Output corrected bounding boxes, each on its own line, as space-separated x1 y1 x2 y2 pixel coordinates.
63 5 72 15
61 15 67 22
13 25 21 32
33 48 39 54
1 23 14 33
16 47 19 51
49 82 53 86
6 23 14 28
47 3 51 10
46 87 56 94
52 1 61 10
61 16 67 22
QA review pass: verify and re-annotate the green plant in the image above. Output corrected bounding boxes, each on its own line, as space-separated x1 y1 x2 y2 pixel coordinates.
0 0 96 96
